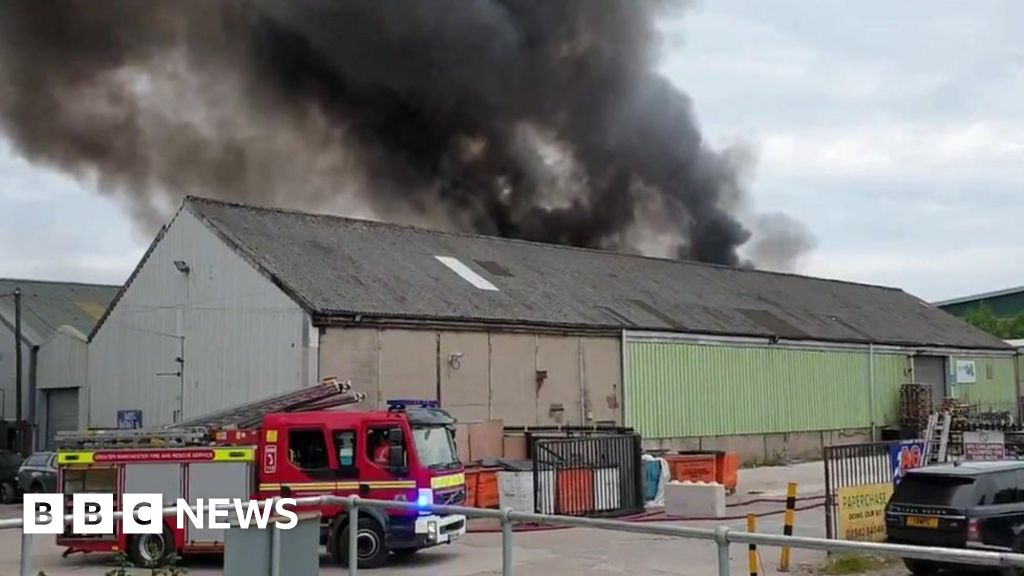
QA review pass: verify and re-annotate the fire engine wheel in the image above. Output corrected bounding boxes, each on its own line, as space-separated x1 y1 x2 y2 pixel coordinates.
127 525 175 568
336 516 389 569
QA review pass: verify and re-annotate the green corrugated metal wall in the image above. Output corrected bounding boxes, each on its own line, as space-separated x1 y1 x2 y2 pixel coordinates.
951 356 1018 410
625 341 908 439
1020 353 1024 409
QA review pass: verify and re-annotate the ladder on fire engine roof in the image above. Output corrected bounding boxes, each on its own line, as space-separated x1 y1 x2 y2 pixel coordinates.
55 377 366 449
171 377 366 430
924 410 952 464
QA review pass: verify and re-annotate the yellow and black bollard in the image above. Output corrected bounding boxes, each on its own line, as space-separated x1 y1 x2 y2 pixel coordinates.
747 513 758 576
779 482 798 572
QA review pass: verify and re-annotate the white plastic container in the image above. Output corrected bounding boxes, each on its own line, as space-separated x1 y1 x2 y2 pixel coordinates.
498 470 556 514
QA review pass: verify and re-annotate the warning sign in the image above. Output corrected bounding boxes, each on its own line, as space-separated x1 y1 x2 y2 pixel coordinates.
964 430 1005 461
837 482 893 542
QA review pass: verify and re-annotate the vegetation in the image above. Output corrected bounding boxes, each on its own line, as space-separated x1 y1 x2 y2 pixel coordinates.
961 305 1024 340
36 552 186 576
820 553 894 574
103 552 187 576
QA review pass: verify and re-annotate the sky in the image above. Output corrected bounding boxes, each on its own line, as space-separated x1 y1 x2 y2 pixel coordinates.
1 1 1022 302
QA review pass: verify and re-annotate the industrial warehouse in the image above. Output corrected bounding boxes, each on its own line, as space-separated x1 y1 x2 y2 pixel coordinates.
69 197 1016 462
0 279 117 449
5 2 1024 574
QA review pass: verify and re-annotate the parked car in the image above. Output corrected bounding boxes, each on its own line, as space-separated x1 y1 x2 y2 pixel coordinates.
17 451 57 494
0 449 23 503
885 460 1024 574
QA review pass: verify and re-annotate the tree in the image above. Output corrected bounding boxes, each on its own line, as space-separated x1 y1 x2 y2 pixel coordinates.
962 304 1024 340
1007 314 1024 339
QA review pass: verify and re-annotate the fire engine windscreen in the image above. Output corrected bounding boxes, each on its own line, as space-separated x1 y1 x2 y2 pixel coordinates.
413 427 459 470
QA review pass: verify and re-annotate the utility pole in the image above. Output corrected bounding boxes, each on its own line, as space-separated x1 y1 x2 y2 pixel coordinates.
13 288 22 426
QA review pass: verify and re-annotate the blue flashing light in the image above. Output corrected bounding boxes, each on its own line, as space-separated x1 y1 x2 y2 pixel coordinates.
417 488 434 509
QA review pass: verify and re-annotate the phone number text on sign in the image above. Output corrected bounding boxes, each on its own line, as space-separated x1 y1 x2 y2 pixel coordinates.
837 482 894 542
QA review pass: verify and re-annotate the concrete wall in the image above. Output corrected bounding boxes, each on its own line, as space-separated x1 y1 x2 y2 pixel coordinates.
643 428 874 466
88 208 317 428
319 327 621 426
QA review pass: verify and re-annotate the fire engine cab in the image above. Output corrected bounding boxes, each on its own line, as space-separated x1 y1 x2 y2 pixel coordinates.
55 378 467 568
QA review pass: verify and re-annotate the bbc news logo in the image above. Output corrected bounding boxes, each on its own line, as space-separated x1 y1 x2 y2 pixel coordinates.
23 494 298 534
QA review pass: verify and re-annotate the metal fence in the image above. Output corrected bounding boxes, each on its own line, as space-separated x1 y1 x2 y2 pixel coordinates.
822 441 895 539
6 495 1024 576
530 431 644 517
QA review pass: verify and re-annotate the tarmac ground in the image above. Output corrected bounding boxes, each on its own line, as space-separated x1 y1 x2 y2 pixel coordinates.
0 462 915 576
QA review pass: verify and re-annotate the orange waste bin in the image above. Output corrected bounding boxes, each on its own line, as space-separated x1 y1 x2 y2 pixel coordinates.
666 454 717 483
465 469 480 507
556 468 594 515
476 469 501 508
716 452 740 494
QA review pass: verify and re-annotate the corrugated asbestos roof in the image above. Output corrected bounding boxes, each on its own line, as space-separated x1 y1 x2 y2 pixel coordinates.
0 278 118 344
185 197 1010 350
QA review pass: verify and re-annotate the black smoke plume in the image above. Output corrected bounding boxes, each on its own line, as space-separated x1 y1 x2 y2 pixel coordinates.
0 0 811 268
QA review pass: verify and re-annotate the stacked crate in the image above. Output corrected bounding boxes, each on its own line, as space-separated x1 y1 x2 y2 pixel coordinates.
944 399 970 459
899 384 932 433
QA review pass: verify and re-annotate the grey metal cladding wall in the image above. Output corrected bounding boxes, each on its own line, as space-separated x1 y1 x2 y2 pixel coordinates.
87 208 314 428
37 330 88 391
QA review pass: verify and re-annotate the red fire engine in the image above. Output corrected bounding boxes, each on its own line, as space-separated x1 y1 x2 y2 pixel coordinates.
55 378 467 568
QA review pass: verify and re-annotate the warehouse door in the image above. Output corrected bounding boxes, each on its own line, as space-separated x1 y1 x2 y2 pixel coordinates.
45 388 79 449
915 356 947 411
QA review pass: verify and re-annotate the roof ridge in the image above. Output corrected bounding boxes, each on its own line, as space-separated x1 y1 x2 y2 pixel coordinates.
183 195 904 294
933 285 1024 307
0 277 120 289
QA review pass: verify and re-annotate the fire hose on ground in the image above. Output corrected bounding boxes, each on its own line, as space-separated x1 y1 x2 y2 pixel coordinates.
468 494 826 534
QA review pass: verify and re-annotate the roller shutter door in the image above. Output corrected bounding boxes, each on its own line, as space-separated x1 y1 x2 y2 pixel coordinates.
45 388 79 450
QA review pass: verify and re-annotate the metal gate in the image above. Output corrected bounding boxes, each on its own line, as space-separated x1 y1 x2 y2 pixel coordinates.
528 429 643 517
822 442 896 539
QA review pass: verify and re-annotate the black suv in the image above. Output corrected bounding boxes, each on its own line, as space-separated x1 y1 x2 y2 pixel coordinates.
16 451 57 494
886 461 1024 574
